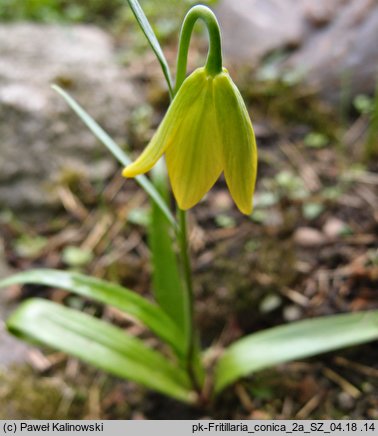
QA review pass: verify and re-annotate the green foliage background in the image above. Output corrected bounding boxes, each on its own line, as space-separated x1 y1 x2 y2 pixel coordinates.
0 0 217 39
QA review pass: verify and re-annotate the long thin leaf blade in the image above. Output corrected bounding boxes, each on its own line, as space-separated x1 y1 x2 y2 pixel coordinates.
7 299 193 402
0 269 185 356
126 0 173 96
149 162 188 334
150 166 205 385
51 85 176 228
214 311 378 393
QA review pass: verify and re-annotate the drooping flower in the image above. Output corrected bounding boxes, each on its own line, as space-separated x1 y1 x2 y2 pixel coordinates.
122 67 257 214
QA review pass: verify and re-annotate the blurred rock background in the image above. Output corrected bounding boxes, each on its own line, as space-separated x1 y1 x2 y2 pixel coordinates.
218 0 378 100
0 24 140 210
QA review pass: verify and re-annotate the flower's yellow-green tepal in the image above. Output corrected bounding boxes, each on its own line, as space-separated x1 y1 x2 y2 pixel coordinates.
122 67 257 215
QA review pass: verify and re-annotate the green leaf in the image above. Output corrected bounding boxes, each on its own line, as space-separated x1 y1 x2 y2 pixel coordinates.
62 246 94 267
302 202 324 220
214 311 378 393
149 161 188 334
150 164 205 386
7 299 193 403
128 207 151 227
0 269 186 357
353 94 374 114
126 0 173 97
365 82 378 160
51 85 176 229
13 235 48 258
304 132 329 149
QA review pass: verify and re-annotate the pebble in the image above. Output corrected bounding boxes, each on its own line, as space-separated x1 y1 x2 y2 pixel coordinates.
293 227 327 247
283 304 302 321
337 392 355 411
323 217 347 239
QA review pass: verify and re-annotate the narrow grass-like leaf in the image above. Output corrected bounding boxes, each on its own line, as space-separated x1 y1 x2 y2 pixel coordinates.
365 81 378 160
149 161 188 334
0 269 185 356
214 311 378 393
7 299 194 402
126 0 173 97
150 164 205 385
52 85 176 228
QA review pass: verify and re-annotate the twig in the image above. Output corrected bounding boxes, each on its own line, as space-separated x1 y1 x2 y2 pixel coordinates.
323 367 361 399
57 186 88 220
334 356 378 378
235 383 254 412
280 141 321 192
295 394 322 419
280 287 309 307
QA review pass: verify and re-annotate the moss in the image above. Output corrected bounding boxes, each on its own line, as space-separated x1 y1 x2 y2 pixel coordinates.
242 78 339 139
0 365 85 419
0 363 148 419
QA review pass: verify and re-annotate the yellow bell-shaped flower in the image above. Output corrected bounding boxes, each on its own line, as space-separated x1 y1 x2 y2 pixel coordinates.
122 67 257 215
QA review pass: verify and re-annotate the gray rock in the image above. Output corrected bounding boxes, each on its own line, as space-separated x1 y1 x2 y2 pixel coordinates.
216 0 378 100
284 0 378 100
301 0 349 26
0 23 141 211
216 0 304 64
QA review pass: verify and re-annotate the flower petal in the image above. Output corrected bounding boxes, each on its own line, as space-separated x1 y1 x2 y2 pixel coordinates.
214 72 257 214
123 68 205 178
166 74 223 209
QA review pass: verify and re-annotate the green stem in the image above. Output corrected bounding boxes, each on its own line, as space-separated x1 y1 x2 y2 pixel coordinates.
171 5 223 395
175 5 222 94
178 208 201 393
